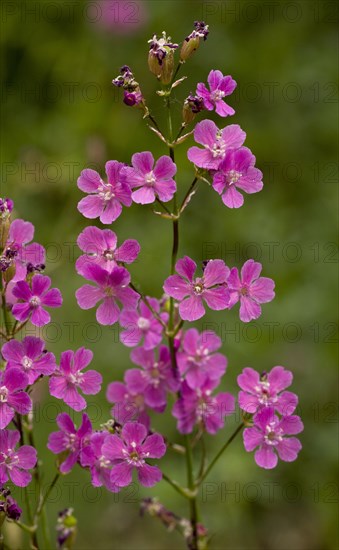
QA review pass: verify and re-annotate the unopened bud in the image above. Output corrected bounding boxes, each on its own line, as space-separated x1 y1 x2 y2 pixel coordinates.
182 94 204 124
148 32 178 85
180 21 209 62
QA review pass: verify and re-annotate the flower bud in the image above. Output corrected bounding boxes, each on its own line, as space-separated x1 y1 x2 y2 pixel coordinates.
0 198 13 250
112 66 145 109
180 21 209 62
182 94 205 124
148 32 178 85
57 508 77 549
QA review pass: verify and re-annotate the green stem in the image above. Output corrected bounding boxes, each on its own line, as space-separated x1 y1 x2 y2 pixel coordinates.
162 473 192 500
185 435 199 550
0 279 11 336
35 473 60 520
180 176 199 213
197 424 244 485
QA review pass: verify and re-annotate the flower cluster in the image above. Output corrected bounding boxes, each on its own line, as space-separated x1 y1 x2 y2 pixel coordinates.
0 20 303 549
237 366 303 468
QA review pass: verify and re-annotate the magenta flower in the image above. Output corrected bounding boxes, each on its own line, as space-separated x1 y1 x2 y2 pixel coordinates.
243 407 303 469
106 380 151 429
102 422 166 488
125 346 179 410
77 161 132 224
49 348 102 411
76 263 140 326
212 147 263 208
163 256 230 321
119 297 167 349
121 152 177 204
12 275 62 327
227 260 275 322
238 367 298 416
0 368 31 428
196 70 237 117
0 430 37 487
177 329 227 389
76 226 140 274
47 413 92 473
173 380 235 435
5 219 45 282
80 432 120 492
2 337 57 385
187 119 246 171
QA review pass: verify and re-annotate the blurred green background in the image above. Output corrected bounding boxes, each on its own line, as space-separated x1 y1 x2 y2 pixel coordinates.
1 1 338 549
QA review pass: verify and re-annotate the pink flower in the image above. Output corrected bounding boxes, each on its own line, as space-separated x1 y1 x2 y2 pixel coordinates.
119 297 167 349
77 161 132 224
5 219 45 282
187 119 246 171
49 348 102 411
177 329 227 389
212 147 263 208
76 263 139 326
102 422 166 488
243 407 303 469
227 260 275 322
121 152 177 204
196 70 237 117
125 345 179 410
0 430 37 487
238 367 298 416
163 256 230 321
47 413 92 473
1 336 57 385
0 368 31 428
106 379 152 428
172 380 235 435
76 226 140 274
80 432 120 492
12 275 62 327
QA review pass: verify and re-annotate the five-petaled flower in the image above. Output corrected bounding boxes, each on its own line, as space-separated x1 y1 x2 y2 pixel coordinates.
77 161 132 224
47 413 92 473
0 430 37 487
227 259 275 322
81 432 120 492
172 380 235 434
76 263 140 325
4 219 45 282
164 256 230 321
0 368 32 429
49 348 102 411
177 329 227 389
102 422 166 488
237 366 298 416
76 226 140 275
12 274 62 327
187 119 246 171
119 297 167 349
243 407 303 469
197 70 237 117
212 147 263 208
121 152 177 204
125 345 179 410
1 336 57 385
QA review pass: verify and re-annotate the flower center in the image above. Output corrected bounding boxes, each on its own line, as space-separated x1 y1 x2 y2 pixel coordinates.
29 296 41 307
99 455 111 469
145 171 156 185
264 423 283 445
104 286 115 297
103 249 115 261
193 282 204 295
137 317 150 331
0 386 9 402
226 170 242 186
240 286 249 296
68 372 83 386
22 356 33 370
99 183 114 201
212 90 226 102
